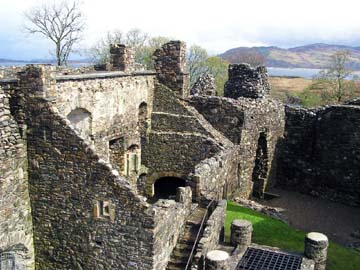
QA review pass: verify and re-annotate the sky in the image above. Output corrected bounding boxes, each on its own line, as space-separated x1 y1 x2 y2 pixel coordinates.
0 0 360 60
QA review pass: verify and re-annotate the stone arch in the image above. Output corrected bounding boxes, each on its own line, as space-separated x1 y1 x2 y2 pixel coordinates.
109 137 125 172
251 132 268 198
146 172 186 198
154 177 186 200
67 108 92 138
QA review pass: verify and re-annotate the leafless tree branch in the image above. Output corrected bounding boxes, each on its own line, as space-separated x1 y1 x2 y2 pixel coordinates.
23 0 85 66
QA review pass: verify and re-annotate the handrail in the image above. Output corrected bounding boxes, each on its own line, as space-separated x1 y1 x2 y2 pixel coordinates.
184 199 216 270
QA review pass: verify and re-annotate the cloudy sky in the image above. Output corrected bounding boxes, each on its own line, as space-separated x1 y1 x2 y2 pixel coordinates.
1 0 360 60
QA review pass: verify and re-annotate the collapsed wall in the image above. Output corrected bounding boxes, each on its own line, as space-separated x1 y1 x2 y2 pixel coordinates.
224 64 270 99
0 83 34 269
190 64 285 199
145 41 240 202
277 104 360 206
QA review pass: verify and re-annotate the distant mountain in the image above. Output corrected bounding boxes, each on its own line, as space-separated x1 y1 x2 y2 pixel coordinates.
220 43 360 70
0 58 92 64
0 58 28 63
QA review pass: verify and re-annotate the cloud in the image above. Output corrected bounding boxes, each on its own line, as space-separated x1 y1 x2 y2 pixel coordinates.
0 0 359 59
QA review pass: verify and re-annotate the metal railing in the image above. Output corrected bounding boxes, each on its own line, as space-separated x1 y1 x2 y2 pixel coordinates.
184 199 216 270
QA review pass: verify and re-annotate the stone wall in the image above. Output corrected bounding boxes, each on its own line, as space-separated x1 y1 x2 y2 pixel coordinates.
9 65 197 270
55 72 154 162
190 96 285 198
153 41 190 98
143 82 230 199
193 148 240 203
190 73 216 96
22 93 155 269
0 85 34 269
224 64 270 99
16 66 156 189
277 105 360 206
191 200 227 270
189 97 245 144
151 188 193 270
110 44 135 72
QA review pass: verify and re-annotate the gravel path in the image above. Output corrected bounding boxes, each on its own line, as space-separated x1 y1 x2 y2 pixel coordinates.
256 188 360 246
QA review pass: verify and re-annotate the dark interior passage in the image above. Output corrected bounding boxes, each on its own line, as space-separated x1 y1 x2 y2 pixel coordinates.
154 177 186 200
252 132 268 198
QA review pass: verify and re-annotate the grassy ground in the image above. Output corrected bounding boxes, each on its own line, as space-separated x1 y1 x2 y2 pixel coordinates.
270 77 312 95
226 201 360 270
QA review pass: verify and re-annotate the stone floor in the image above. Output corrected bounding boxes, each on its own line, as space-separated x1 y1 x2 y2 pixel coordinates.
256 188 360 247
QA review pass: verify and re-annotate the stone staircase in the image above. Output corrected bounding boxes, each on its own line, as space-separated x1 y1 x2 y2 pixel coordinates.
166 206 207 270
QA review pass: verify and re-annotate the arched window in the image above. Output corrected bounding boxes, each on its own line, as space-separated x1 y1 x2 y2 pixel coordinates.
67 108 92 138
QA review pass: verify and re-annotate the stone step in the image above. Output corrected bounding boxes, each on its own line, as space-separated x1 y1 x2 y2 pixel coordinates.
166 206 208 270
166 261 187 270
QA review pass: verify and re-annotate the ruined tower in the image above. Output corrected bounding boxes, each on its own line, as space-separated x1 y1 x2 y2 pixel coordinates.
224 63 270 99
153 41 190 98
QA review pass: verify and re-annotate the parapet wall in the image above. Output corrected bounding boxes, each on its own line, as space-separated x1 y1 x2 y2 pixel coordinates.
151 187 193 270
191 200 227 270
0 86 34 269
277 104 360 206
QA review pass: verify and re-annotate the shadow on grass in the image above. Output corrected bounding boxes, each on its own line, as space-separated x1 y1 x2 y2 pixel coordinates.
226 201 360 270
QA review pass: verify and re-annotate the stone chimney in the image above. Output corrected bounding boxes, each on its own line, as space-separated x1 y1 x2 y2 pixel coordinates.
110 44 135 72
153 40 190 98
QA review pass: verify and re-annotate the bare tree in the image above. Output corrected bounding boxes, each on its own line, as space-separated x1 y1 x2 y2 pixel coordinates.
310 51 357 103
87 30 124 64
187 45 209 86
24 0 85 66
237 49 266 67
87 29 171 69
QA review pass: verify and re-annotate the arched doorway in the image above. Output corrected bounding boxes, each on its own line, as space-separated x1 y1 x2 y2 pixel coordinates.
154 177 186 200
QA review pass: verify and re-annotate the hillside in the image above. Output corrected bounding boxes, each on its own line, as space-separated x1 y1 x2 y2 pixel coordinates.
220 43 360 70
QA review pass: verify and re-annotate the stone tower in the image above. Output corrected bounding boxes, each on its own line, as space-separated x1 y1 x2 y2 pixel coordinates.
224 63 270 99
153 41 190 98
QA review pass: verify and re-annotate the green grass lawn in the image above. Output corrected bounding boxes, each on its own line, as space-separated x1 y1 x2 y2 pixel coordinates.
226 201 360 270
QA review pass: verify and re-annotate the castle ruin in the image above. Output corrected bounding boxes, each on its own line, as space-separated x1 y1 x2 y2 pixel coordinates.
0 41 359 270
